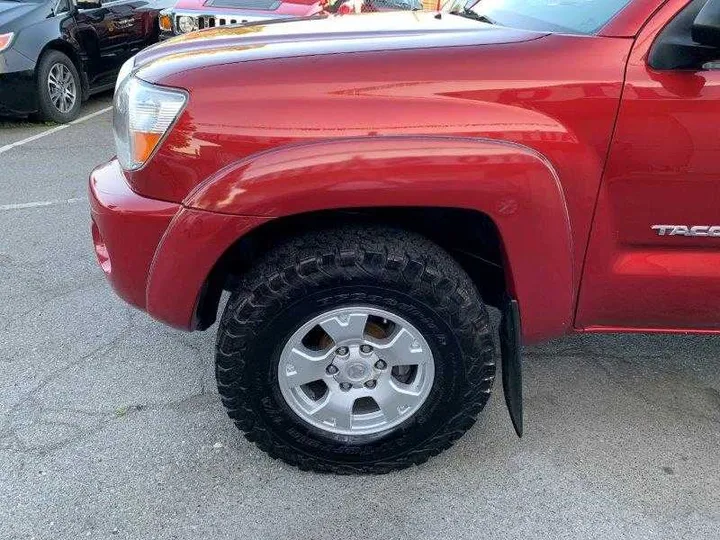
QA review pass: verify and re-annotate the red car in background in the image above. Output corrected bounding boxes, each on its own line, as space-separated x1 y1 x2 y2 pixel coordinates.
158 0 428 37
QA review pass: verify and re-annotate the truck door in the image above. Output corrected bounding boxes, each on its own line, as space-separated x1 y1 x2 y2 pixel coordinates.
123 1 153 57
577 0 720 332
72 0 142 86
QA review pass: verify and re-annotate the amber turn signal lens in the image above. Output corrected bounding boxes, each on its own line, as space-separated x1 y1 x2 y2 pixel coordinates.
159 14 172 32
131 132 163 165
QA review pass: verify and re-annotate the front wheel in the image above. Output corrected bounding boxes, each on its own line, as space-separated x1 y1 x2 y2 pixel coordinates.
35 51 82 123
216 226 496 473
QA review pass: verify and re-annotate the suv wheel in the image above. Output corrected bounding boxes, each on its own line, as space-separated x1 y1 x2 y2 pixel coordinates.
36 51 81 123
215 225 496 473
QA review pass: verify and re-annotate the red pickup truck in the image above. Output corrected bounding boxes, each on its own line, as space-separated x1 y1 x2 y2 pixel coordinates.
90 0 720 473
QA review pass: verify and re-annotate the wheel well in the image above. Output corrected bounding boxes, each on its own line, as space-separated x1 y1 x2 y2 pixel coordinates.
38 41 87 97
195 208 510 330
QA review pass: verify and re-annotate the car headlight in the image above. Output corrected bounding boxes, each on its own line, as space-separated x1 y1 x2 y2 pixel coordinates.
0 32 14 53
177 15 198 34
113 76 187 171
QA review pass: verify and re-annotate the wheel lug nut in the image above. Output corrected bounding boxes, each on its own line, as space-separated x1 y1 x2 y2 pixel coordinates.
339 382 352 391
326 364 338 375
364 380 377 389
360 344 373 354
336 346 349 356
374 359 387 370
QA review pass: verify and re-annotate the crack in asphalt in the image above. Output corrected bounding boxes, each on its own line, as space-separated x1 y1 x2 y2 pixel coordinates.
0 278 106 332
1 394 219 457
0 314 136 437
1 299 217 457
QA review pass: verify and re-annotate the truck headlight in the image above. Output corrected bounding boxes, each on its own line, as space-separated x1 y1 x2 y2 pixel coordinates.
177 15 198 33
113 76 187 171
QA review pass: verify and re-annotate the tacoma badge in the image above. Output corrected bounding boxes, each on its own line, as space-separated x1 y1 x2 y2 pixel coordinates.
651 225 720 236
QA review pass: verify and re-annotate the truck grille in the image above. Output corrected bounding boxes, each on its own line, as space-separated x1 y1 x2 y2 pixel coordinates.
206 0 281 9
197 15 246 28
173 11 289 33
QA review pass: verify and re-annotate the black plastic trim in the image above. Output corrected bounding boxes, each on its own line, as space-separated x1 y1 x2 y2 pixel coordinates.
649 0 719 70
693 0 720 46
500 296 523 437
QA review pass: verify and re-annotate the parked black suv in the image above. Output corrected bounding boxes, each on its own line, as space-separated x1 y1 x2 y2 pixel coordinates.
0 0 171 122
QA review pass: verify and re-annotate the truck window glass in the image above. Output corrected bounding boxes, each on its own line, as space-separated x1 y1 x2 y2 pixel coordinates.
467 0 634 34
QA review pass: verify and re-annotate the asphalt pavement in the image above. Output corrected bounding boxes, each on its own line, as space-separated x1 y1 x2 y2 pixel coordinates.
0 95 718 540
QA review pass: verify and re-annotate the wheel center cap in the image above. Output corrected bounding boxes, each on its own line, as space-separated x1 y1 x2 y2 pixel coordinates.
345 362 369 382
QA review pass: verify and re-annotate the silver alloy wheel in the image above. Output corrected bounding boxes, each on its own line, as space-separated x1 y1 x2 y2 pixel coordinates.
47 63 77 114
277 306 435 436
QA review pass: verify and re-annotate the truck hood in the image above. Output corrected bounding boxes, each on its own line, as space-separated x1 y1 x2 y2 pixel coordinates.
135 11 548 82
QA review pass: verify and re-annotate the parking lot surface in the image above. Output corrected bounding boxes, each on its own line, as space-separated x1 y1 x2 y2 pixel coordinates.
0 98 718 540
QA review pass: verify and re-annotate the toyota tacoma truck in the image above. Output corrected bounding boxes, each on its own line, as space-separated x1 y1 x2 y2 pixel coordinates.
89 0 720 473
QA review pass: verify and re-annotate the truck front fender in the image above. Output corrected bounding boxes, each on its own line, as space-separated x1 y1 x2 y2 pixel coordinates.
184 136 574 342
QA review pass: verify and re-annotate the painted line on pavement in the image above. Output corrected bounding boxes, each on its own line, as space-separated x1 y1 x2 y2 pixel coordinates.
0 197 85 212
0 106 113 156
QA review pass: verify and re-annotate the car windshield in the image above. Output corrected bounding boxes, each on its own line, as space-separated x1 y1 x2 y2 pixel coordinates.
453 0 634 35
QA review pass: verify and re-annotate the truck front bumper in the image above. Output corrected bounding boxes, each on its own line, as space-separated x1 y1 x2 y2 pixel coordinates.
89 159 267 330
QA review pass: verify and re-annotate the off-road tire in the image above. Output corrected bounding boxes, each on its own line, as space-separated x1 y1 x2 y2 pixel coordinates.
215 225 496 474
35 51 82 123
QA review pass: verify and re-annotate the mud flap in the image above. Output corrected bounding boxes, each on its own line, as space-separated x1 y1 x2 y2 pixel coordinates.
499 297 523 437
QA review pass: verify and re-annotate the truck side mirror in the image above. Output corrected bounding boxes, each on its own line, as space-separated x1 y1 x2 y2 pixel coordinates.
693 0 720 47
